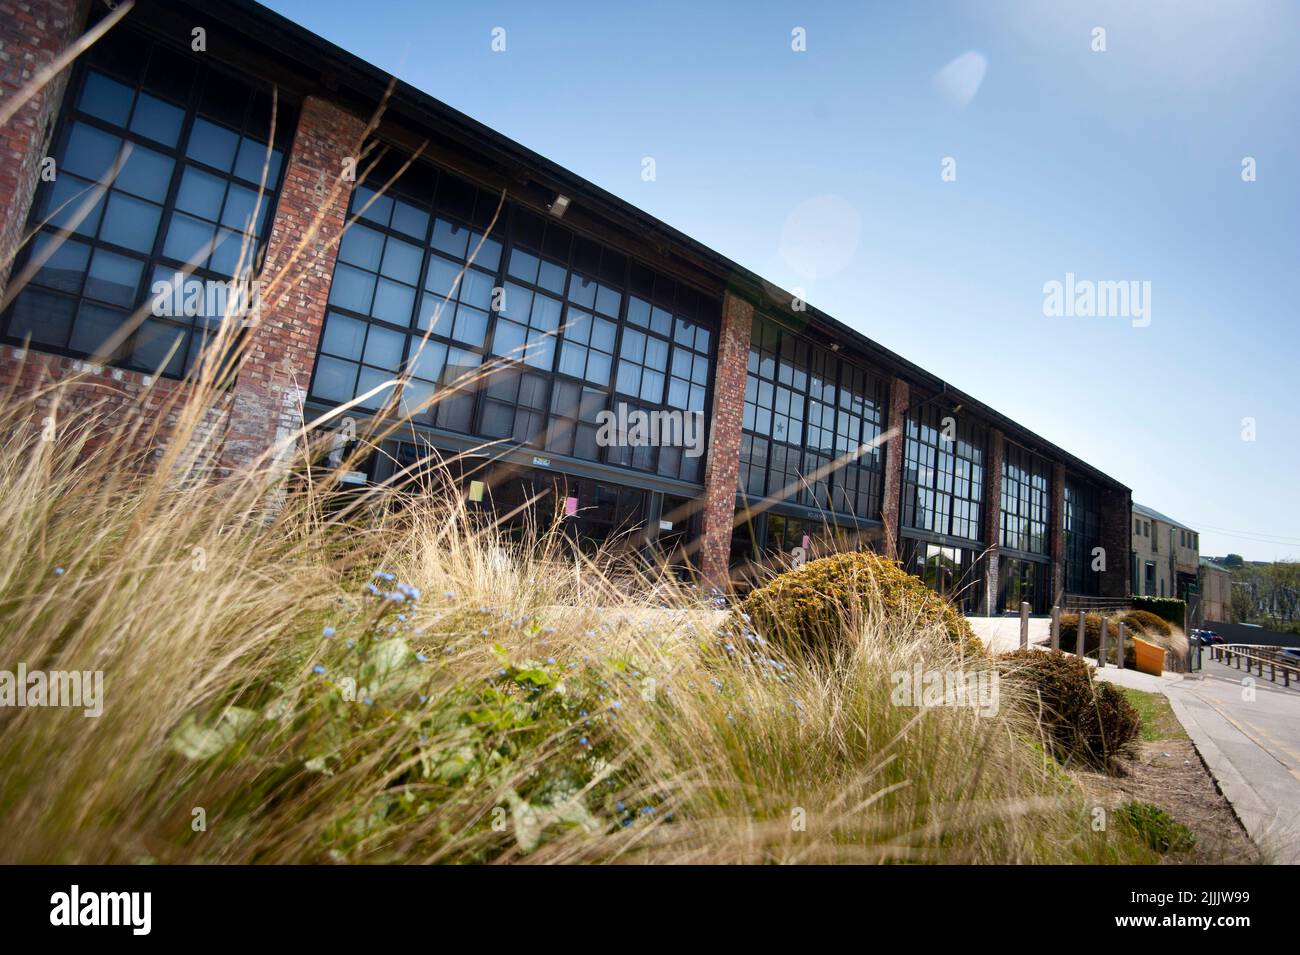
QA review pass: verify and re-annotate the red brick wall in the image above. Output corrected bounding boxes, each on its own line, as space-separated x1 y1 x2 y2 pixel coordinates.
0 0 88 302
697 290 752 586
221 95 366 471
979 428 1005 614
879 376 909 558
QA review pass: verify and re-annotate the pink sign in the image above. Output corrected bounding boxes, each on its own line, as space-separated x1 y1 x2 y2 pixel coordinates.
564 496 579 517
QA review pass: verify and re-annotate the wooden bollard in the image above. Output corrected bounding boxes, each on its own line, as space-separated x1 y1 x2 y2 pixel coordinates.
1099 616 1109 668
1050 606 1061 651
1020 601 1030 649
1117 622 1126 670
1076 611 1085 657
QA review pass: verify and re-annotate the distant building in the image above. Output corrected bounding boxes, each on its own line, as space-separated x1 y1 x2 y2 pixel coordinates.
1131 503 1200 601
1199 558 1233 624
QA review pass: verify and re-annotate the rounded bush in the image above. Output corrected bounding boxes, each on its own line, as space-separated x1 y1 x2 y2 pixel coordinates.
737 551 983 657
1121 609 1172 638
998 648 1141 768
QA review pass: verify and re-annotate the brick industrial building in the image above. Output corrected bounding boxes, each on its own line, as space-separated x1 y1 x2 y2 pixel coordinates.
0 0 1132 610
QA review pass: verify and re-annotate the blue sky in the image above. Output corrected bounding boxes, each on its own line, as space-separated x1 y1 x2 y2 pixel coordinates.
263 0 1300 561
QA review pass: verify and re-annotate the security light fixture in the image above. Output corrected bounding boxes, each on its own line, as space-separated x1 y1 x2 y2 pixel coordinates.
548 193 570 218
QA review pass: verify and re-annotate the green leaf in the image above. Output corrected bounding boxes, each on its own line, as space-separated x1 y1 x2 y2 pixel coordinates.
169 706 258 760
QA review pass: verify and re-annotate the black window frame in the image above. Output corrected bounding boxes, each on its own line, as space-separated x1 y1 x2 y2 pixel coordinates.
0 24 297 380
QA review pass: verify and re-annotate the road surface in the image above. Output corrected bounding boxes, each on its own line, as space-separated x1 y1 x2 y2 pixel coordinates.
1164 656 1300 864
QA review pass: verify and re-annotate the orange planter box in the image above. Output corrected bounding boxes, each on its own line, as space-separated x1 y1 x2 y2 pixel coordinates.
1132 636 1166 676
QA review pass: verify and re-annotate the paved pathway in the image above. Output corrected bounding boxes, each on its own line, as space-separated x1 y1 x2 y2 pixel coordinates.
1159 658 1300 864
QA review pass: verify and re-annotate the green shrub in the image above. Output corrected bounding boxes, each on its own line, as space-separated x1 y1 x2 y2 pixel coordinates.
997 649 1141 769
1115 801 1196 854
738 551 983 657
1059 613 1137 668
1130 596 1186 627
1121 609 1173 638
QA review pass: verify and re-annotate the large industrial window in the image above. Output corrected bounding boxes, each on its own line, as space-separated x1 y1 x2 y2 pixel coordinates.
309 162 718 484
739 315 886 519
902 405 986 542
1064 478 1102 595
1 26 294 378
1000 443 1051 555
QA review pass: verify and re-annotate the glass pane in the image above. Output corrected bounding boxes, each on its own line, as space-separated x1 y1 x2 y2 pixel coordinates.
591 317 616 352
31 234 90 293
406 341 447 382
220 183 265 233
491 318 526 358
499 282 532 322
431 218 469 259
99 193 161 253
458 269 494 309
117 144 174 202
186 118 240 172
44 175 105 237
130 93 185 146
79 71 133 126
423 255 461 298
507 248 539 284
354 186 392 226
451 304 488 346
355 366 395 409
83 249 142 307
327 263 376 314
311 355 358 402
644 336 668 370
320 313 366 359
338 224 385 271
594 284 621 318
68 301 128 356
391 200 429 240
62 123 121 181
176 167 227 221
416 292 453 334
371 278 415 325
131 319 187 376
558 342 586 378
8 288 76 346
537 260 566 294
233 138 282 185
585 350 611 386
529 293 561 332
363 324 405 370
380 237 422 284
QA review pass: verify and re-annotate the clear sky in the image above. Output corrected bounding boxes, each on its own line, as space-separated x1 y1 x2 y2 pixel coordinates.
261 0 1300 561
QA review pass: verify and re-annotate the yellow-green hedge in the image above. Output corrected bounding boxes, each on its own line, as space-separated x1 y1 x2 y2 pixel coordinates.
737 551 984 657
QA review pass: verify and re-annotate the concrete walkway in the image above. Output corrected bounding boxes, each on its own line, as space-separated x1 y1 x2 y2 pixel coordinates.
1160 660 1300 863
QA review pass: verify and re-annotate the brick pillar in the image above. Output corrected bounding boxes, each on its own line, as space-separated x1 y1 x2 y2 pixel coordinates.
222 96 367 471
697 289 752 587
879 376 909 559
0 0 89 301
1050 461 1066 604
1098 487 1132 599
979 428 1005 615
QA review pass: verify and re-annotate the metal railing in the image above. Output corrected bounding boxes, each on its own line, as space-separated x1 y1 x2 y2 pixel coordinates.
1211 644 1300 688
